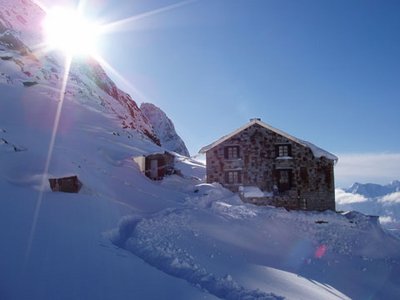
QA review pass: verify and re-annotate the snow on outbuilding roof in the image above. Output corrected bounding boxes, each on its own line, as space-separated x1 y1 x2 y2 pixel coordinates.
199 118 338 162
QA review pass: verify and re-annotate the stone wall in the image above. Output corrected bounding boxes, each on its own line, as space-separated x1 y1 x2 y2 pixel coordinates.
205 123 335 211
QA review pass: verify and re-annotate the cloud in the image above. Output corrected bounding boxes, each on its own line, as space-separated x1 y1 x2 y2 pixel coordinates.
379 191 400 204
335 189 367 205
335 152 400 188
379 216 396 224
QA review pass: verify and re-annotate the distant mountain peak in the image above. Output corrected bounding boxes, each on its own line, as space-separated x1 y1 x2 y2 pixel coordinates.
140 103 190 157
345 180 400 198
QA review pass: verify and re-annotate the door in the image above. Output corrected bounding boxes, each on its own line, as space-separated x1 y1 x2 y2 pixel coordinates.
277 169 292 192
150 159 158 179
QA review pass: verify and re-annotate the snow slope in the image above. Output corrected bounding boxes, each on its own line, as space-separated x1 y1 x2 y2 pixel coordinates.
1 0 400 299
0 0 160 145
0 82 217 300
109 191 400 299
141 102 190 156
1 77 399 299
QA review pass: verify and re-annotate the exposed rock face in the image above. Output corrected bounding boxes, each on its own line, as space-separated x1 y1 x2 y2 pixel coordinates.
140 103 190 157
0 0 160 145
74 60 160 145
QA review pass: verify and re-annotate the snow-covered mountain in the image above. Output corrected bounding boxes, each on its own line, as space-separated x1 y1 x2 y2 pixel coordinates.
0 0 160 145
336 181 400 229
1 1 400 299
344 181 400 198
140 102 190 156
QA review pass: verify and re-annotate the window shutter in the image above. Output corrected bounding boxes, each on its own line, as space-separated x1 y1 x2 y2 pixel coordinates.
288 170 293 187
300 167 309 184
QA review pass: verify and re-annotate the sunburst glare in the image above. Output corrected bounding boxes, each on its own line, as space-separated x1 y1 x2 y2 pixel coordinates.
26 0 197 260
26 55 72 261
100 0 196 34
42 7 100 57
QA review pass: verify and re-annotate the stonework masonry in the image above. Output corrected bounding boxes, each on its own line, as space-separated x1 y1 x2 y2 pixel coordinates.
204 123 336 211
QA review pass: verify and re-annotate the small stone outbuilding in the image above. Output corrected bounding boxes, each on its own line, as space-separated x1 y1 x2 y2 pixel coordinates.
133 151 175 180
49 175 82 193
199 118 338 211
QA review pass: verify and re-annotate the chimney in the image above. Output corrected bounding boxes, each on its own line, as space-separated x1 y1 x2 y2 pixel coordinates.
250 118 261 122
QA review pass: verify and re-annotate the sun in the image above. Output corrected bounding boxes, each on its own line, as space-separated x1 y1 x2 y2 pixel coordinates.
42 7 100 57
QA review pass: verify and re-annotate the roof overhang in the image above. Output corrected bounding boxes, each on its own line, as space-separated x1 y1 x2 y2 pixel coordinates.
199 119 338 163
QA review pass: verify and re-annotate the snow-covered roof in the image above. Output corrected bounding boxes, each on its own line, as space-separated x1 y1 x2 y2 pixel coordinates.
134 150 175 158
199 119 338 162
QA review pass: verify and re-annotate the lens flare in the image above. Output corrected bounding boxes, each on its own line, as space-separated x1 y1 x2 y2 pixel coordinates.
42 7 100 57
315 244 327 259
26 0 197 261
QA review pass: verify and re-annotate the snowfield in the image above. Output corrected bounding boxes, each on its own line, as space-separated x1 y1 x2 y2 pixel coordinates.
108 182 400 299
1 78 399 299
1 0 400 298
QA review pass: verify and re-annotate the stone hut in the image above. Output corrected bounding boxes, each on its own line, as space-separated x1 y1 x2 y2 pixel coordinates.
199 118 338 211
49 175 82 193
133 151 175 180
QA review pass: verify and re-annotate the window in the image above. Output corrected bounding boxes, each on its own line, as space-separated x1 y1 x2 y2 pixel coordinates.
224 146 240 159
275 144 292 157
225 171 241 184
279 170 290 183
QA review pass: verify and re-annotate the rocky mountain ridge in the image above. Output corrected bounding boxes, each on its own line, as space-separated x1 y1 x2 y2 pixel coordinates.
0 0 190 153
344 180 400 198
140 102 190 156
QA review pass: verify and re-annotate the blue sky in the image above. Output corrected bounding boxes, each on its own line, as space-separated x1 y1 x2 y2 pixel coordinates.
41 0 400 186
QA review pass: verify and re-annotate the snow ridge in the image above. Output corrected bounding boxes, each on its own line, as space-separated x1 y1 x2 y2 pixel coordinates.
0 0 160 145
110 212 283 300
0 0 45 46
108 179 400 299
73 61 160 145
141 103 190 156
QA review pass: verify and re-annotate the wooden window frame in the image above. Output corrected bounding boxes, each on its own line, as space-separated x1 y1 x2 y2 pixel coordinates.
224 146 240 160
275 144 292 158
225 170 242 184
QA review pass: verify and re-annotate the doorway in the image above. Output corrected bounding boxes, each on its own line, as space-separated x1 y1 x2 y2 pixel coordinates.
277 169 292 192
150 159 158 179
